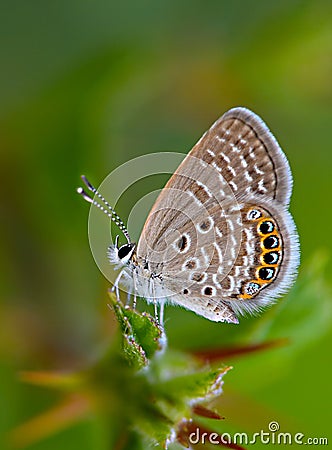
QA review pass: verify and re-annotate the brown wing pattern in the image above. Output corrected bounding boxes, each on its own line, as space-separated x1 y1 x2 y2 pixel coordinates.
190 107 293 206
136 108 299 322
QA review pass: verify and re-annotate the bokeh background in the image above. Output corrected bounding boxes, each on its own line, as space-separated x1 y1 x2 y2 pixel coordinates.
1 1 332 449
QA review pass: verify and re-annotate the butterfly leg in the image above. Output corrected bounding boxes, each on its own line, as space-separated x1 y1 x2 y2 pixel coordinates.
150 279 160 324
131 272 138 310
111 268 125 301
154 301 159 323
159 302 165 326
132 292 137 310
126 289 132 306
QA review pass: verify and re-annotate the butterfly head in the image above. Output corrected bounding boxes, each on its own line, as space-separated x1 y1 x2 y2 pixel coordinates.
108 235 136 266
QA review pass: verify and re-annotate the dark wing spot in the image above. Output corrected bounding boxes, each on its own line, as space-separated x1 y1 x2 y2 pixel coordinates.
263 251 279 264
259 220 274 234
258 267 275 281
263 235 279 249
178 235 188 251
204 286 213 296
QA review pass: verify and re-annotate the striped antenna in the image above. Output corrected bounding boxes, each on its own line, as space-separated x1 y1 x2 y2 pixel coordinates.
77 175 131 243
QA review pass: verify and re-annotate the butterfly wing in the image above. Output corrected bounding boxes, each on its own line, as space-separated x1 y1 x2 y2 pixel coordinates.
136 108 299 322
191 107 293 206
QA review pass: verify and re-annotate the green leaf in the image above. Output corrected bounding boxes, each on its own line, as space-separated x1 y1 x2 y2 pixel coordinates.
108 291 164 368
122 333 148 370
155 366 231 424
157 366 231 402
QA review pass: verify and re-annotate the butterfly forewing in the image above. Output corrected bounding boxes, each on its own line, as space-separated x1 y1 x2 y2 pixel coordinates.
193 107 293 206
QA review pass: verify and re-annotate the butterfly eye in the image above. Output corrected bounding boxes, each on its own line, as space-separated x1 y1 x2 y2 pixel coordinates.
118 243 135 260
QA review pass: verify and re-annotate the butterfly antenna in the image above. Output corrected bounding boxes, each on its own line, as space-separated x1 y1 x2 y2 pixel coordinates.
77 175 131 243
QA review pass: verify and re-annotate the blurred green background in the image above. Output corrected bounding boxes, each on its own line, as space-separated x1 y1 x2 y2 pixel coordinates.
1 1 332 449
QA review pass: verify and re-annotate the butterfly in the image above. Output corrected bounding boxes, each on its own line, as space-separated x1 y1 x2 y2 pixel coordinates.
78 107 300 324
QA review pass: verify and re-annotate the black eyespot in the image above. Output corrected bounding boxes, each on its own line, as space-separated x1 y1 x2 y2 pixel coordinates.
178 235 188 251
263 251 279 265
200 220 209 230
258 267 275 281
259 220 274 234
263 235 279 249
118 244 134 260
204 286 213 296
183 289 189 294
